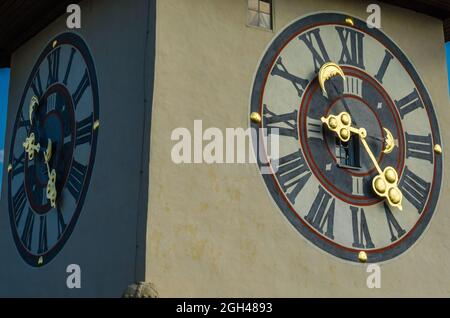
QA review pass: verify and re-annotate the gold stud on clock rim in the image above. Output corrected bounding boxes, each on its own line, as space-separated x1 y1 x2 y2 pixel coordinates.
345 18 354 26
358 251 367 263
250 112 262 124
434 144 442 155
7 164 12 173
93 120 100 130
38 256 43 265
52 40 58 48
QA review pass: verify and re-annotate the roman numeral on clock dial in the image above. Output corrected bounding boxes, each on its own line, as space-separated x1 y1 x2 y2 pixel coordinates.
57 207 67 239
47 47 61 87
67 160 88 201
263 105 298 139
37 215 48 254
274 150 311 204
305 186 335 239
22 208 35 250
399 167 430 212
306 117 324 140
374 50 394 84
13 184 27 225
405 132 433 163
271 57 309 98
31 70 43 99
298 28 330 72
395 88 423 119
352 176 364 196
343 76 363 97
72 69 90 109
11 152 25 177
63 48 76 85
384 203 405 242
336 27 365 69
351 206 374 248
76 114 94 146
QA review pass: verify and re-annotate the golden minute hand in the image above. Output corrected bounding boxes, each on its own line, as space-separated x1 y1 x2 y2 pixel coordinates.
321 112 403 211
43 139 57 208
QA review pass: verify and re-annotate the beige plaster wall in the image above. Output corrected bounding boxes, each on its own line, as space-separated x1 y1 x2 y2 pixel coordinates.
147 0 450 297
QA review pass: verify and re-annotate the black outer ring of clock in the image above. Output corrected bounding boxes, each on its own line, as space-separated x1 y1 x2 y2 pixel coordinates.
250 13 443 263
7 32 99 267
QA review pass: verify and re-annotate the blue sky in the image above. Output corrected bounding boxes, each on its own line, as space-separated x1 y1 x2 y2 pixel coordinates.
0 68 10 193
447 42 450 93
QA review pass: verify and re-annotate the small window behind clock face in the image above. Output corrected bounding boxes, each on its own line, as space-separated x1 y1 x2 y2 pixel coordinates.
335 135 361 169
247 0 273 30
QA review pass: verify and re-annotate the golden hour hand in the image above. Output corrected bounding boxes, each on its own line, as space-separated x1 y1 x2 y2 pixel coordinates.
321 112 403 210
23 133 41 160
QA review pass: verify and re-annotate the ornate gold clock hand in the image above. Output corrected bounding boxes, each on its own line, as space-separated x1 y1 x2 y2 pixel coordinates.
318 63 396 154
321 112 403 210
44 139 57 208
23 133 41 160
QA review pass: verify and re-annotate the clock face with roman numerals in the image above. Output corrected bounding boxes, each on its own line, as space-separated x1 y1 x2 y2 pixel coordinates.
7 32 99 267
250 13 442 263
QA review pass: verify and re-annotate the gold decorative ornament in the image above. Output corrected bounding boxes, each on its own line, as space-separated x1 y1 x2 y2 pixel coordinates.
43 139 57 208
38 256 43 265
388 188 402 205
345 18 354 26
52 40 58 48
358 251 367 263
250 112 262 124
93 120 100 130
383 128 395 154
374 178 386 194
341 113 350 125
23 133 40 160
318 62 346 96
29 96 39 125
434 144 442 154
340 128 349 140
329 117 338 129
46 169 57 208
44 139 53 163
384 167 397 183
7 164 12 173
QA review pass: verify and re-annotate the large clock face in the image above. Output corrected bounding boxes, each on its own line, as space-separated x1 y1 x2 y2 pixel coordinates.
250 13 443 263
7 32 99 267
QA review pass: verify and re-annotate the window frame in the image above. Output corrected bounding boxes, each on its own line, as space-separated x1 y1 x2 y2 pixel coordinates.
246 0 275 32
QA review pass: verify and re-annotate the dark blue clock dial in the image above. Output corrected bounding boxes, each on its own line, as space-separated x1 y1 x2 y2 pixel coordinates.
8 32 99 267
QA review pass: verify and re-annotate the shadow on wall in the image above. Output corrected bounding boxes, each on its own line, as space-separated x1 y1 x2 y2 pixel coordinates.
0 68 10 194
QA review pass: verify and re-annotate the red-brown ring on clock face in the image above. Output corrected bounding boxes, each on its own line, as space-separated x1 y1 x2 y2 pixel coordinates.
298 67 405 206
